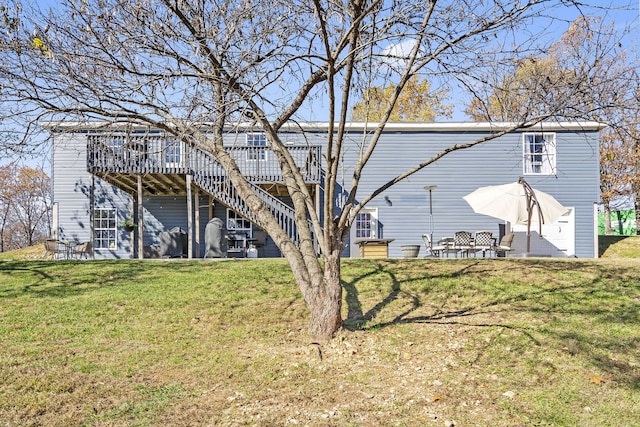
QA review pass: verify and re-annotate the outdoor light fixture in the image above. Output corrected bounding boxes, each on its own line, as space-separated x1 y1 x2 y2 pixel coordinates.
424 185 438 248
384 195 392 206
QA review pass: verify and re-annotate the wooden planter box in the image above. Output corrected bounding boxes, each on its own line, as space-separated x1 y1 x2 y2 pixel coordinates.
355 239 394 259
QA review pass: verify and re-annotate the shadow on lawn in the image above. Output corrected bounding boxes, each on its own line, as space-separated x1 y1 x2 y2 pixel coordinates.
342 259 640 391
0 260 195 299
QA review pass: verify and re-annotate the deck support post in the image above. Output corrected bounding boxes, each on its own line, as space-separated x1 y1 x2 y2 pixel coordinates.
194 187 200 257
137 174 144 259
89 174 95 259
186 174 193 258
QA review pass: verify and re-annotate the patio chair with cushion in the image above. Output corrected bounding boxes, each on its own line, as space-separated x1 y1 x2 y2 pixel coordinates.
421 234 447 257
472 231 495 257
493 233 515 257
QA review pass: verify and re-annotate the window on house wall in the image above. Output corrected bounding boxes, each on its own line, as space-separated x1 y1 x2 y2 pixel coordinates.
162 138 182 167
107 135 126 158
227 209 252 252
246 133 267 161
523 133 556 175
355 208 378 239
227 209 252 234
94 208 117 249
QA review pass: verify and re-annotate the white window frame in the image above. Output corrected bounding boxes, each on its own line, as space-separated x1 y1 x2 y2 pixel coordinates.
349 208 379 257
162 138 183 168
94 208 117 249
354 208 378 239
246 133 267 161
523 132 556 175
227 209 252 252
227 209 252 235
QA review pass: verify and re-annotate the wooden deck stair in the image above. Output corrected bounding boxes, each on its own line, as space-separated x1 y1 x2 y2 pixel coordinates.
87 134 321 245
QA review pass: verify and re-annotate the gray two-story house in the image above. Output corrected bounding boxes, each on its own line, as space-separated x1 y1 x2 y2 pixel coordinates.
47 121 603 259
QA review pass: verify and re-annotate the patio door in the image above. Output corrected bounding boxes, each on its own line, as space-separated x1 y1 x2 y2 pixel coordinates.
350 208 378 257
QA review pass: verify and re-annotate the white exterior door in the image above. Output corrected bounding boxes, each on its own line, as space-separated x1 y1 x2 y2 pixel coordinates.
350 208 378 257
544 208 575 256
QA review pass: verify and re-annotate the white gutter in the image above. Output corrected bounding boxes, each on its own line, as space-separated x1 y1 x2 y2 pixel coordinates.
40 120 606 132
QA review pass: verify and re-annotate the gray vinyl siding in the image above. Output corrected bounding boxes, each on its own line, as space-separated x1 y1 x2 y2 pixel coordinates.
140 197 280 258
341 129 599 258
52 132 133 259
52 131 283 258
51 124 600 259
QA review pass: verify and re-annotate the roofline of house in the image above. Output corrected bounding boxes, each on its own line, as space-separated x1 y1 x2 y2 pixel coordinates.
41 120 606 132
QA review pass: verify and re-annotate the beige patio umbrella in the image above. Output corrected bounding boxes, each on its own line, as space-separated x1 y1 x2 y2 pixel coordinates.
463 177 569 252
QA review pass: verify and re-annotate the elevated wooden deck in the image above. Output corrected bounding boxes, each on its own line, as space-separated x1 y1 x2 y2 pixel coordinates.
87 134 322 196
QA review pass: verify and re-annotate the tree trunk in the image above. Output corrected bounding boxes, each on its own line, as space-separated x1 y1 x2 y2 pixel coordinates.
636 200 640 236
603 202 612 235
306 250 343 343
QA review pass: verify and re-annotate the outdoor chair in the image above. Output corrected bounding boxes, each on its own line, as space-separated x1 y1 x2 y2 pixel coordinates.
71 241 92 259
493 233 515 257
43 239 66 260
472 231 495 257
421 234 447 257
453 231 473 257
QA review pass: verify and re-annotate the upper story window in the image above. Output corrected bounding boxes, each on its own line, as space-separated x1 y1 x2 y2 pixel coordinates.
106 135 126 158
162 138 182 167
246 133 267 161
523 133 556 175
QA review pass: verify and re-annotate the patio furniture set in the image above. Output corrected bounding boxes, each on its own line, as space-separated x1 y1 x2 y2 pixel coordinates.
43 239 92 260
422 231 514 258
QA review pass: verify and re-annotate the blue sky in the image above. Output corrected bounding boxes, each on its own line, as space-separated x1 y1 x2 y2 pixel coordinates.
6 1 636 168
18 0 640 127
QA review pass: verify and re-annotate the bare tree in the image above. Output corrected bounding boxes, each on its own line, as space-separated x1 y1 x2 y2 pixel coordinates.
0 163 51 251
0 0 630 340
0 163 16 252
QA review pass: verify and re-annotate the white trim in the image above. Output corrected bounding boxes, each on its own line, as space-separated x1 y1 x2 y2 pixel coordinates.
350 208 379 257
94 207 117 250
594 203 599 259
41 120 606 133
522 132 556 175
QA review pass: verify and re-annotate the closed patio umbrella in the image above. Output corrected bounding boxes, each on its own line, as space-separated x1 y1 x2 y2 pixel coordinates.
463 177 569 252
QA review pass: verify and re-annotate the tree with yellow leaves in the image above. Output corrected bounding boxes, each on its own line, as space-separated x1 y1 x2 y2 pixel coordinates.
351 77 452 122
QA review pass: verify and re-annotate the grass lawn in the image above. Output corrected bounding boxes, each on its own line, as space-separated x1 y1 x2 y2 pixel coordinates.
0 253 639 425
